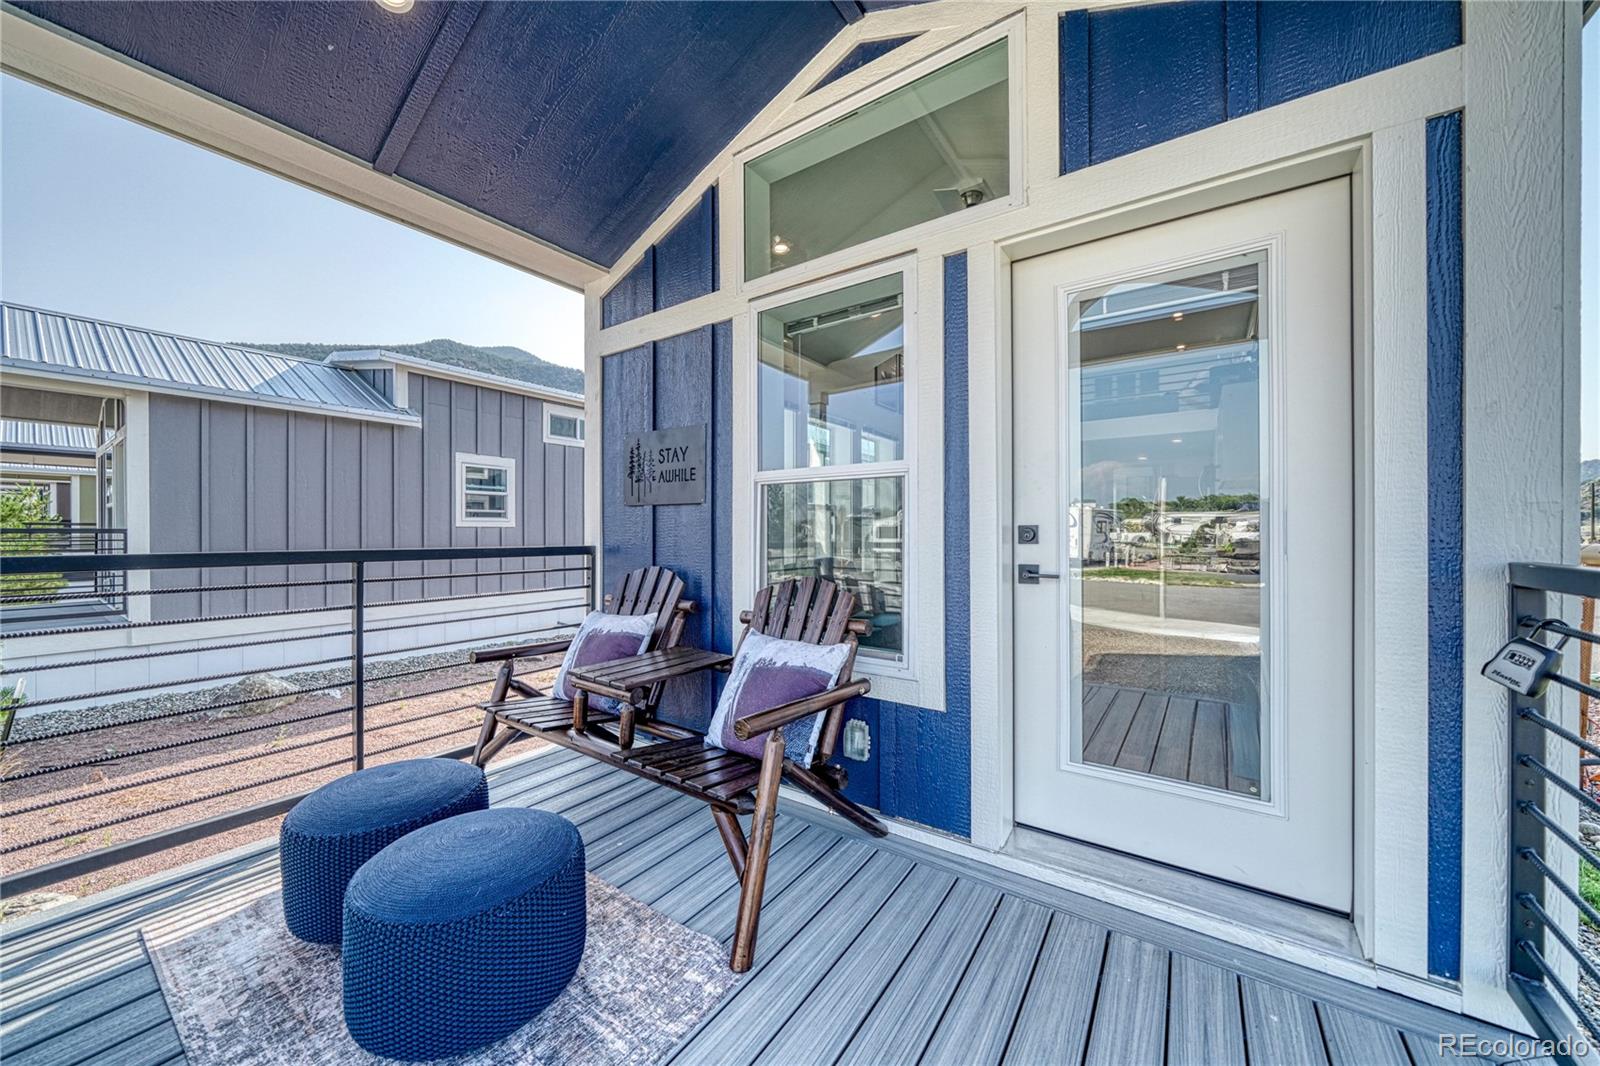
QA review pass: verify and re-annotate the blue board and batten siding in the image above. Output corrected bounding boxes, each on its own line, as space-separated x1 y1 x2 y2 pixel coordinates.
602 187 720 329
1058 0 1462 172
601 327 734 730
1425 111 1464 982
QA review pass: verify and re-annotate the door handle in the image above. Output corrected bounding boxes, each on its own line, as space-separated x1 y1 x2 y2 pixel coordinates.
1017 564 1061 585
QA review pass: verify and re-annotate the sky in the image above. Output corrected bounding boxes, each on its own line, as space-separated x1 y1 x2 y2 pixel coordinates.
0 74 584 369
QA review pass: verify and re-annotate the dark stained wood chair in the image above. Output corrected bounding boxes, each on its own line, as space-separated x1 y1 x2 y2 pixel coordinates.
565 576 880 971
470 566 692 766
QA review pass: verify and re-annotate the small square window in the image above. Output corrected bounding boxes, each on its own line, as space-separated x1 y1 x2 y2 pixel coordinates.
544 405 586 446
455 452 515 527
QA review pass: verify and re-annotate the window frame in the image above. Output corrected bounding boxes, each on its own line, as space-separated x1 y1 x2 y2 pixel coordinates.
543 404 586 447
454 451 517 528
746 255 919 675
732 17 1025 297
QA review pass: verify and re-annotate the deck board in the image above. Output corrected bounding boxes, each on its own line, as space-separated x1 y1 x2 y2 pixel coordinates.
0 745 1536 1066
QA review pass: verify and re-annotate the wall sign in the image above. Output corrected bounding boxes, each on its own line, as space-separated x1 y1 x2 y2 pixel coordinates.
624 424 707 506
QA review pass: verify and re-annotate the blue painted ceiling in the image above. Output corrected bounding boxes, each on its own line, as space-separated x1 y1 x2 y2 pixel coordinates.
15 1 893 269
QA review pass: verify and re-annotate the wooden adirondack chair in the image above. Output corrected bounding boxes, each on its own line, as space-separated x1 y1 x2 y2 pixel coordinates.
574 576 880 971
470 565 692 766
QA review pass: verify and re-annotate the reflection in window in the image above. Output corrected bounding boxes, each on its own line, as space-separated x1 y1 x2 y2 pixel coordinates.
758 273 905 472
1071 255 1267 799
756 271 911 661
763 477 904 658
456 453 516 527
745 40 1009 279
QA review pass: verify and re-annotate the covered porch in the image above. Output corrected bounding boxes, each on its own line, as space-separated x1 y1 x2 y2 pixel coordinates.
2 745 1529 1066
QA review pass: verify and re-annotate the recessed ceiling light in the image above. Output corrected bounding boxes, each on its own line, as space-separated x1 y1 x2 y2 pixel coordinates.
1172 312 1184 321
772 235 791 256
375 0 414 11
1136 455 1149 461
1175 343 1187 351
1170 437 1184 444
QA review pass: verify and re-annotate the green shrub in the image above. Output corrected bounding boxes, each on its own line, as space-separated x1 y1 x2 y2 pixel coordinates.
0 485 67 603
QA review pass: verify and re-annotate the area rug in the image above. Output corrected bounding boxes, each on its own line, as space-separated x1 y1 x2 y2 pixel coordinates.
142 875 737 1065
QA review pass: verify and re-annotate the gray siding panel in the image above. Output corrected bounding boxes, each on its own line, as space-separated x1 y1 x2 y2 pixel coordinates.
144 373 583 623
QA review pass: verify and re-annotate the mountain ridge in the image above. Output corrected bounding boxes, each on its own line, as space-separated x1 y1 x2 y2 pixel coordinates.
237 338 583 394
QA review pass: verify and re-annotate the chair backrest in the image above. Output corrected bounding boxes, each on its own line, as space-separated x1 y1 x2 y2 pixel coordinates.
603 565 689 652
742 576 860 647
737 576 868 767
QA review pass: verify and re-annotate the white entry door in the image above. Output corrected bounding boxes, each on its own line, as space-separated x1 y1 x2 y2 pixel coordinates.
1011 179 1353 911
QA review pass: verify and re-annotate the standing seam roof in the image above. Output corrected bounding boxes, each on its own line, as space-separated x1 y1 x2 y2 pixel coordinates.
1 303 417 422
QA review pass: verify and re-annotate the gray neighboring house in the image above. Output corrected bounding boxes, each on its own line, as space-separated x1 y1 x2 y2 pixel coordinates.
0 419 98 522
0 302 586 627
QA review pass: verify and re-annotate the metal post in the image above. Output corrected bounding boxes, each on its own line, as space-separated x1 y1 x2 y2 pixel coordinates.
589 549 600 612
1508 582 1550 988
352 560 366 771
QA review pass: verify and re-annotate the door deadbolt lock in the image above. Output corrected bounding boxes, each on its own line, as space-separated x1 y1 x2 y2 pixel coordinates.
1017 525 1039 544
1017 564 1060 584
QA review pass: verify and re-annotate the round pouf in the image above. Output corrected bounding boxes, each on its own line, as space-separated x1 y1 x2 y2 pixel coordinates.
279 759 487 944
341 808 586 1061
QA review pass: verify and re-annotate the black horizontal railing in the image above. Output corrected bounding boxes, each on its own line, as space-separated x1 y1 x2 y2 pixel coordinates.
0 545 595 898
1499 562 1600 1059
0 525 129 611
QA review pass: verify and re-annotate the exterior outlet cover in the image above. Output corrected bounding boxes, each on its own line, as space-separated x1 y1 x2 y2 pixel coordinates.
843 719 871 762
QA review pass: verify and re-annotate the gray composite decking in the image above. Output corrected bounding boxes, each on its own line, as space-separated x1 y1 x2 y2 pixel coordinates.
1082 683 1261 797
1 744 1534 1066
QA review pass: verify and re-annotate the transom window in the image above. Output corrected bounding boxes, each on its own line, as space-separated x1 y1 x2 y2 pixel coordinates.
544 405 585 446
743 38 1010 280
455 452 516 527
755 270 909 662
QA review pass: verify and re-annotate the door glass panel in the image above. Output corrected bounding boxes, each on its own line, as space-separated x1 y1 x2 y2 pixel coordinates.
1069 254 1266 800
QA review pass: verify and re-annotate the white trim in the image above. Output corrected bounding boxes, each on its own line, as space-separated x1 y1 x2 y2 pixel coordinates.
542 404 586 448
453 451 517 528
741 254 940 706
327 350 584 407
1458 1 1583 1030
0 8 602 290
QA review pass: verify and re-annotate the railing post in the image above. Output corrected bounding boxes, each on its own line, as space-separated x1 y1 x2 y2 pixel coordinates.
589 547 600 612
352 559 366 771
1508 580 1550 991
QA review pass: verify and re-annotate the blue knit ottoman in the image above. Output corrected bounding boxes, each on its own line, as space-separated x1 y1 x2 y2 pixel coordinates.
341 808 586 1061
279 758 487 944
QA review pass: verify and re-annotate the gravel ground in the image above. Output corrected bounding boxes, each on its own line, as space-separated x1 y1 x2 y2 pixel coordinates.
0 648 562 911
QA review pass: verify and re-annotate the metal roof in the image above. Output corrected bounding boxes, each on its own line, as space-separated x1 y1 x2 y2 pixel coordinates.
0 420 96 455
1 304 419 425
327 349 584 406
1 461 93 477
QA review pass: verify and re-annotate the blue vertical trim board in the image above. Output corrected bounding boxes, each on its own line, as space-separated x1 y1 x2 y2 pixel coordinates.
601 251 655 330
1425 110 1464 981
937 251 973 837
1058 10 1090 174
650 327 717 729
711 321 735 659
601 346 654 583
1059 1 1460 174
1222 0 1259 119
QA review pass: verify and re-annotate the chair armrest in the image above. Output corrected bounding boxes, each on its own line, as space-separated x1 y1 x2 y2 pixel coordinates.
469 638 573 664
732 679 871 740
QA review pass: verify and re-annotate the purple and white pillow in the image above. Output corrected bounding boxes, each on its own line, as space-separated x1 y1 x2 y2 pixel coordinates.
551 610 658 704
705 631 852 765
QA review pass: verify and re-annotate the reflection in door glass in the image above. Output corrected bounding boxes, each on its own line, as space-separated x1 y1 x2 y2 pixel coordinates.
1070 255 1266 800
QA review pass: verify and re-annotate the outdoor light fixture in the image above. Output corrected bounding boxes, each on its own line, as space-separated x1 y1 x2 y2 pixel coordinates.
772 235 791 256
1172 312 1184 321
374 0 415 12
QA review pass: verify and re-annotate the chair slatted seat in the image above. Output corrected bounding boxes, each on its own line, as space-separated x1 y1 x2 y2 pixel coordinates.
470 566 692 766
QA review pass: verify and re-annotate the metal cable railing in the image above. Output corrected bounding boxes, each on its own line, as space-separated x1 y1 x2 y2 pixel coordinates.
1488 562 1600 1056
0 544 595 896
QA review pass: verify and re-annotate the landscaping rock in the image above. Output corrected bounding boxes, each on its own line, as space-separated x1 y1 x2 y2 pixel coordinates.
208 673 300 719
